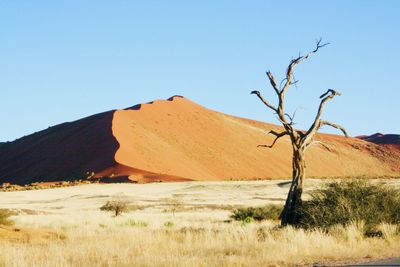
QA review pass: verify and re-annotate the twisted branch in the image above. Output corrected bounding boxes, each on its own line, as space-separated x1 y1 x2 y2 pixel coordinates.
258 130 288 148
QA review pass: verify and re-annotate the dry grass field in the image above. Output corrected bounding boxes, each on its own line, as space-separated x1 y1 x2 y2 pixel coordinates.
1 179 400 266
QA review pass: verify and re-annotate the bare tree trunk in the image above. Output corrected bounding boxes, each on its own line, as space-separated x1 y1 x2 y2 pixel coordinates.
281 148 305 226
251 39 348 227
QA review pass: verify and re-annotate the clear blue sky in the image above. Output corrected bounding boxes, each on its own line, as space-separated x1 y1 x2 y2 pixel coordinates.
1 1 399 142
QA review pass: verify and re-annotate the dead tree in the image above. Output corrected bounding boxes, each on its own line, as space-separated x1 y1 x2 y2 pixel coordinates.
251 39 348 226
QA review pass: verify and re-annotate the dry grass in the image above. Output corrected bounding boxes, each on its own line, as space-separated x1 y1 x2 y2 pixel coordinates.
0 180 399 266
1 215 399 267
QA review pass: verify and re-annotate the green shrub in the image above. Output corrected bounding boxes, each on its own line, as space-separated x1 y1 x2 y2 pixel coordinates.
241 216 254 226
0 209 14 226
231 204 282 222
298 180 400 232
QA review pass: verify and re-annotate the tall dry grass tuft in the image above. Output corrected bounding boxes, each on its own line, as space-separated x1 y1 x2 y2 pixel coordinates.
0 209 14 226
378 223 398 242
331 220 365 242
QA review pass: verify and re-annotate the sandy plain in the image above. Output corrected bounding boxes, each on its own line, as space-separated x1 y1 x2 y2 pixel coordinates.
1 179 400 266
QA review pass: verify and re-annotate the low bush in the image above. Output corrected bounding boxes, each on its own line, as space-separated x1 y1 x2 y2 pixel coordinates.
0 209 14 226
231 204 282 222
100 197 129 216
298 180 400 233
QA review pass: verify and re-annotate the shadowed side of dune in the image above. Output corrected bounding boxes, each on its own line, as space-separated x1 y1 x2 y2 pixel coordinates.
94 164 193 183
0 111 119 185
358 133 400 146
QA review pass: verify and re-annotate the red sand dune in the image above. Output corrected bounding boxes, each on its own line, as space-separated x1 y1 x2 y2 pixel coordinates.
0 96 399 185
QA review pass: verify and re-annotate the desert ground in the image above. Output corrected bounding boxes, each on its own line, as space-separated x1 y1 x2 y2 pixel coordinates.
1 179 400 267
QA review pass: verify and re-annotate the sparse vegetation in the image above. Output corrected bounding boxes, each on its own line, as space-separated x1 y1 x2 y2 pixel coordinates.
0 180 95 192
162 196 183 216
231 204 282 222
120 219 148 228
0 209 14 226
2 180 400 266
164 221 175 228
298 180 400 233
100 196 129 216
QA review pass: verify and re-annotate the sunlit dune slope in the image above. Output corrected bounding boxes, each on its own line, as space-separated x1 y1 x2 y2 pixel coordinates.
0 96 399 184
107 96 400 181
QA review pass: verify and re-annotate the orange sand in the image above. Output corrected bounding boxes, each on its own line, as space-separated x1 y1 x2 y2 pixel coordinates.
102 96 400 182
1 96 399 184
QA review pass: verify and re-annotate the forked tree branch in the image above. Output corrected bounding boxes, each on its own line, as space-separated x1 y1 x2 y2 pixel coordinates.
284 109 298 125
302 89 343 146
281 38 329 96
258 130 288 148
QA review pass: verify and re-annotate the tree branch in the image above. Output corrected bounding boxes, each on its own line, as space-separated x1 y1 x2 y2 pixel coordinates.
284 113 294 123
258 130 288 148
281 38 329 96
320 89 340 99
266 71 280 95
274 39 329 127
284 109 298 125
302 89 342 146
314 89 341 124
320 120 348 137
251 90 278 112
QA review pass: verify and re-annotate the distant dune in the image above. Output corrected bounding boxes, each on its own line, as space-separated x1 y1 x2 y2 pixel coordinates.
357 133 400 145
1 96 399 185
